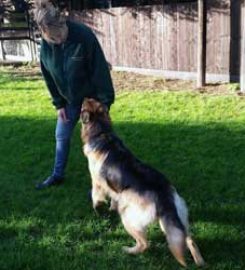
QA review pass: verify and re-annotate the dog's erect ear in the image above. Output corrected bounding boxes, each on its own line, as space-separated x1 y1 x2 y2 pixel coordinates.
81 110 90 124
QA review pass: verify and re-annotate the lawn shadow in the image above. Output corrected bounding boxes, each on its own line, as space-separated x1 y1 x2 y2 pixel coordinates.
1 115 244 219
0 116 244 268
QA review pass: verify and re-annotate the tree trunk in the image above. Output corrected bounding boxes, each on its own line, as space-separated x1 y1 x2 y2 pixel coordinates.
197 0 206 88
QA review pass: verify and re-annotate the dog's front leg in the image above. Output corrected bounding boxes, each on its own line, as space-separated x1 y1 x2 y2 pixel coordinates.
109 199 118 211
91 181 107 210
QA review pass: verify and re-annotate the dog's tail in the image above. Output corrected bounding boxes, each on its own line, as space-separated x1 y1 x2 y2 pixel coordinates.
159 191 205 267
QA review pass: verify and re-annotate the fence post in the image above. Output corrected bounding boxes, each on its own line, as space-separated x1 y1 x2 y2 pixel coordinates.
197 0 207 88
0 40 5 60
241 4 245 92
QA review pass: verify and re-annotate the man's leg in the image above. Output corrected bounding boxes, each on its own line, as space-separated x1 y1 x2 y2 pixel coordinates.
36 104 81 189
52 104 81 178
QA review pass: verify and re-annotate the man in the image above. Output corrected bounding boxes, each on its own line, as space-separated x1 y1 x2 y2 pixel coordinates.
34 1 115 189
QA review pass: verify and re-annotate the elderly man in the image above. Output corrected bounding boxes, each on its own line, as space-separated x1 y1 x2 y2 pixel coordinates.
34 1 115 189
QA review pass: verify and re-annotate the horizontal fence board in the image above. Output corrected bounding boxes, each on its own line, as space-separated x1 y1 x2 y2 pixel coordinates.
0 36 30 40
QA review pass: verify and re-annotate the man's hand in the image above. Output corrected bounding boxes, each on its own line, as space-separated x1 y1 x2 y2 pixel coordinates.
57 108 69 123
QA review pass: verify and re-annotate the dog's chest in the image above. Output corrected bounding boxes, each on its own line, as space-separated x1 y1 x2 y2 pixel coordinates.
88 156 102 178
84 144 107 178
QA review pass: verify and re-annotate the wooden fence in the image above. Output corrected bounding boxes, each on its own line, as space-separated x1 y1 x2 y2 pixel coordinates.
71 0 245 82
0 5 38 62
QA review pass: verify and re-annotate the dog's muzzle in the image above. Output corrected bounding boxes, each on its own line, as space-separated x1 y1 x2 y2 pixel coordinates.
81 109 90 124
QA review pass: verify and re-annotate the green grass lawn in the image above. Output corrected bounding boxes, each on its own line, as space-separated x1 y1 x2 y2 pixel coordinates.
0 67 245 270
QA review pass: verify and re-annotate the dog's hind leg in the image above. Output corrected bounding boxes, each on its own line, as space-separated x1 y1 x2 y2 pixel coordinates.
109 199 118 211
186 236 205 267
120 209 148 254
122 224 148 254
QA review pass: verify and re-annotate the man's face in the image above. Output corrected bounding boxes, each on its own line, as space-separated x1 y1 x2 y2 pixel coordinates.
41 23 68 44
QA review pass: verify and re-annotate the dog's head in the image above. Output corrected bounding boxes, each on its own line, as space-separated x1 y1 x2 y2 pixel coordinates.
81 98 109 124
80 98 111 143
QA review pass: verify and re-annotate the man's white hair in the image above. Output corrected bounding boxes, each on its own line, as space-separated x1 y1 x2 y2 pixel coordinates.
33 0 65 28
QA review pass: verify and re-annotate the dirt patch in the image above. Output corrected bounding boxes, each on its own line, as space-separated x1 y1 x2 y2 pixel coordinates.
1 65 244 97
112 71 244 96
0 64 41 80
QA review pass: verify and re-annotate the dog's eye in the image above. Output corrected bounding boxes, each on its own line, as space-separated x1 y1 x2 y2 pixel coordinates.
97 105 108 114
97 106 104 114
81 111 90 124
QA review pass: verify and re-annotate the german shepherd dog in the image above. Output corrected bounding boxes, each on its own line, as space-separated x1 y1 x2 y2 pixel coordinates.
81 98 205 267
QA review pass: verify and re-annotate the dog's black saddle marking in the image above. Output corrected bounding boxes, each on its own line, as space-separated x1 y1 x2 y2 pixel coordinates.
88 120 185 232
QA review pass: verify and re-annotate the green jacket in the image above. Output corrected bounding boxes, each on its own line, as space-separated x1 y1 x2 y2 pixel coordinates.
40 20 115 109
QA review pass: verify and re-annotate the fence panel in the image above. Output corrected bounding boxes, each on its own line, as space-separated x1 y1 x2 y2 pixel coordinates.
1 2 242 81
177 2 197 72
150 5 164 69
61 2 242 81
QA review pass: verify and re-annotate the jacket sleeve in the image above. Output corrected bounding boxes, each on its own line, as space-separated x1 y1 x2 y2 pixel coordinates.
87 34 115 109
40 60 66 109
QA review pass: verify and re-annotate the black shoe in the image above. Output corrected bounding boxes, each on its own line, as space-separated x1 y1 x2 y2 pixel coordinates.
35 175 64 190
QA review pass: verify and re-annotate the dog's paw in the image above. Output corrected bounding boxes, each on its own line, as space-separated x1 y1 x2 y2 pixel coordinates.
109 204 117 212
109 200 118 211
122 246 144 255
109 206 115 211
123 246 137 254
